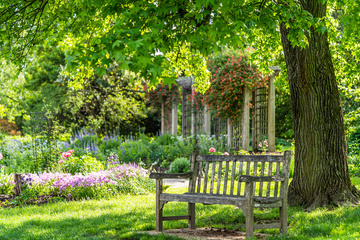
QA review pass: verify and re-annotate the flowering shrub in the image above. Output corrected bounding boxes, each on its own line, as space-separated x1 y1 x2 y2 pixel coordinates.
258 139 269 152
204 49 268 122
207 147 231 155
57 151 104 175
144 83 180 110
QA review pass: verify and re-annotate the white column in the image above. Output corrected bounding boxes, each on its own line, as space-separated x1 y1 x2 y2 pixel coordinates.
242 86 250 151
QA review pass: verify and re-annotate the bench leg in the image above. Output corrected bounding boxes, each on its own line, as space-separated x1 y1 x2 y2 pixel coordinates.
188 203 195 229
155 180 163 231
279 206 287 236
245 206 254 239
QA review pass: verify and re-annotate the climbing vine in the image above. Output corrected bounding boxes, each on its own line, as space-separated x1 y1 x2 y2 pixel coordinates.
203 49 268 122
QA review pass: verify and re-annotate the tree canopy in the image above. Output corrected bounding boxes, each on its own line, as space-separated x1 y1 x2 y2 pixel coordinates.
1 0 360 208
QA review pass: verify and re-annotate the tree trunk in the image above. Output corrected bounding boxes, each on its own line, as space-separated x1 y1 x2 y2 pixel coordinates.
280 1 359 209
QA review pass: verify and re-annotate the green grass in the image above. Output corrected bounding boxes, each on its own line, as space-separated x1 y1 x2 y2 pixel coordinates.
0 178 359 239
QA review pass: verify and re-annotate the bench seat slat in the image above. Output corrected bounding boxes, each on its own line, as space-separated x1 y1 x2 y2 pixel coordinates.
160 193 282 206
160 193 247 206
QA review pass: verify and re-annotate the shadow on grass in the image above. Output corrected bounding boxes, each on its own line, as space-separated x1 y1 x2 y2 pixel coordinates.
0 196 359 240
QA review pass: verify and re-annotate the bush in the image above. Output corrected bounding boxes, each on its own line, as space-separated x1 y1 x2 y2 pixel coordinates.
168 157 191 173
60 154 104 175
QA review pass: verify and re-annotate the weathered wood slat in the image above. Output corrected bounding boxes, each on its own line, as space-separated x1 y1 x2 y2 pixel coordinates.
230 161 236 195
163 215 190 221
210 162 216 194
150 172 193 179
246 161 251 175
274 161 280 198
199 155 284 162
239 175 286 182
253 161 258 196
266 162 273 197
160 193 246 206
254 223 281 229
237 161 244 196
259 162 265 197
203 162 210 194
223 161 230 194
216 161 223 194
196 166 202 193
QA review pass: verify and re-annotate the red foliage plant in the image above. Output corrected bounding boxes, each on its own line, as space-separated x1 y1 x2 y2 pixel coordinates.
203 49 268 122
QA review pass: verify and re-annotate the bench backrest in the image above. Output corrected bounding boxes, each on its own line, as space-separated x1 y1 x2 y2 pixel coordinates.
189 151 292 198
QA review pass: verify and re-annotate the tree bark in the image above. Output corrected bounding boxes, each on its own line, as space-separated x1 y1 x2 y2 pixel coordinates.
280 1 359 209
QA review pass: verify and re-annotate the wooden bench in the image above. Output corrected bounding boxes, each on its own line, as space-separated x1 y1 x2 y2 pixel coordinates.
149 150 292 239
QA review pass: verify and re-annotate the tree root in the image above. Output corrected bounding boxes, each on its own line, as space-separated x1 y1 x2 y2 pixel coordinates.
288 184 360 211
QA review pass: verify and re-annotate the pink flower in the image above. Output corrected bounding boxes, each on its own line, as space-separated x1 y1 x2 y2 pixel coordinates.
209 147 216 153
68 149 74 153
224 152 229 155
62 152 71 158
0 152 3 160
58 159 64 164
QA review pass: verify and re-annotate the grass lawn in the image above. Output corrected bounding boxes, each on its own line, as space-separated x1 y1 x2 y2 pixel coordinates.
0 178 359 240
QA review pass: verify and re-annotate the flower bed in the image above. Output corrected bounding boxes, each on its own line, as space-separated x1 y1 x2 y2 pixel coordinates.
0 163 155 206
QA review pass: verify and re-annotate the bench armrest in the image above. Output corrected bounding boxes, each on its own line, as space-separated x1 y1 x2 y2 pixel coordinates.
240 174 286 182
149 172 193 180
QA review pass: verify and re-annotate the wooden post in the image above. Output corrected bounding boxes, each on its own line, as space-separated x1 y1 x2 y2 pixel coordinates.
204 105 211 136
14 173 22 196
172 100 178 136
268 70 277 152
242 86 250 151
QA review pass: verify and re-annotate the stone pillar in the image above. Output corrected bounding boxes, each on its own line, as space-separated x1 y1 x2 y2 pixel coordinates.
204 105 211 136
161 100 172 135
172 101 178 136
268 68 279 152
242 86 250 151
191 87 195 135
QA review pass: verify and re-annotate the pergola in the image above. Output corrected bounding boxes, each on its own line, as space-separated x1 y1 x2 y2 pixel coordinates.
160 67 280 152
